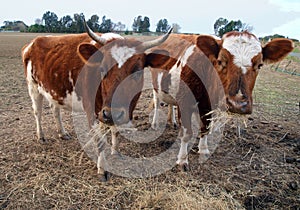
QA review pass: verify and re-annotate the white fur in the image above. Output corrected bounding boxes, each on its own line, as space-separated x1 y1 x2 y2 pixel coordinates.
101 33 123 41
152 45 195 129
111 45 136 68
22 42 33 61
223 34 262 74
176 127 189 165
198 135 209 155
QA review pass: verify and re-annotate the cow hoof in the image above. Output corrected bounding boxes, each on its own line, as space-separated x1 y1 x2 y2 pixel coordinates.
39 137 47 144
59 133 72 140
179 163 189 172
173 123 178 130
198 149 210 155
151 124 159 130
111 150 122 158
99 171 111 182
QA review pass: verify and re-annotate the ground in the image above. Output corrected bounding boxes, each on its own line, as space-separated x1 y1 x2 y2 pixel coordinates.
0 33 299 209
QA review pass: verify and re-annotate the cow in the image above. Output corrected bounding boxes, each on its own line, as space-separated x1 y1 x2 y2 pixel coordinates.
22 21 172 181
147 31 294 170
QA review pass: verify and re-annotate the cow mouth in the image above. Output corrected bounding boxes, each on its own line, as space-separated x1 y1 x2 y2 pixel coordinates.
226 98 252 115
99 107 129 126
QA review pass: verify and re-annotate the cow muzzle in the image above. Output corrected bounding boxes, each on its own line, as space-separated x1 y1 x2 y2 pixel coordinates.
226 97 252 114
99 107 128 125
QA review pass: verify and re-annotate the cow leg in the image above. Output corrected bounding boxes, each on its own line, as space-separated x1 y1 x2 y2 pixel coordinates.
198 135 210 155
110 126 120 155
176 126 192 171
151 90 160 130
97 152 110 182
51 104 71 140
28 83 45 142
167 105 178 129
176 108 192 171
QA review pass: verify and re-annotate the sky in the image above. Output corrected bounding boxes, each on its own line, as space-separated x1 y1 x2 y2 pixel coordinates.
1 0 300 40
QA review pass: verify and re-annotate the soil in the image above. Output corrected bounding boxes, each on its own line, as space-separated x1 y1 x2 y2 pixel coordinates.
0 33 299 209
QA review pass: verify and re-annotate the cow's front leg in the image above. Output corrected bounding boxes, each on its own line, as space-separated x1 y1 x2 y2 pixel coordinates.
176 126 192 171
198 135 209 155
110 126 120 155
97 152 110 182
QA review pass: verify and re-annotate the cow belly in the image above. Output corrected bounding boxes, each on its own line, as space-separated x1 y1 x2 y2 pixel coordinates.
37 86 83 112
156 90 177 105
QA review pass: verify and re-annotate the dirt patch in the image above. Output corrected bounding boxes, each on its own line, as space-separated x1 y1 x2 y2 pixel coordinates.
0 33 299 209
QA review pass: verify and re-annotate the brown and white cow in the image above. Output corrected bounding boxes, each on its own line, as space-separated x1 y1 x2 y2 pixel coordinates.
148 31 294 170
22 22 172 180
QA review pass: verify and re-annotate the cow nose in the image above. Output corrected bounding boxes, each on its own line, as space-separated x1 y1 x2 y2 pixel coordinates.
101 107 125 125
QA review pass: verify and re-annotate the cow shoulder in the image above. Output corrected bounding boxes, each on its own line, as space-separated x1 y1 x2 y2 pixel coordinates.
262 38 294 64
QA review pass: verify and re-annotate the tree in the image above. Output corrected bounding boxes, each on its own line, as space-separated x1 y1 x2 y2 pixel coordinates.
113 21 126 32
28 24 45 32
213 17 228 37
87 15 100 32
132 16 150 33
213 17 253 37
99 16 114 33
70 13 85 33
156 19 171 33
132 15 142 32
35 18 42 25
140 16 150 33
42 11 59 32
172 23 181 33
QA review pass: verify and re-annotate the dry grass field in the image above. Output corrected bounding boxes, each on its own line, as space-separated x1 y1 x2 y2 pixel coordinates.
0 32 299 209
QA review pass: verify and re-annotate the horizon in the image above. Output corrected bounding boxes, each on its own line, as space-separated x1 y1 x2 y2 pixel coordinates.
1 0 299 40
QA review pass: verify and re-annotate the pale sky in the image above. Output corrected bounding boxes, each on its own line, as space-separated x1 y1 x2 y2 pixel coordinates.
1 0 300 40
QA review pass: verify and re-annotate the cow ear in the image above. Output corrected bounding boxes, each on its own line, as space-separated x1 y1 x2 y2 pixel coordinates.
262 38 294 64
77 43 103 67
196 35 221 61
146 49 170 68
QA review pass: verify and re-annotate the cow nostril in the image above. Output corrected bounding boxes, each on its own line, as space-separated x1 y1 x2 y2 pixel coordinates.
102 109 111 120
239 101 248 107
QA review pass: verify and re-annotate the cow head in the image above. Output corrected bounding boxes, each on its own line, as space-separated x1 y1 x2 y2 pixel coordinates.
197 31 294 114
77 22 171 126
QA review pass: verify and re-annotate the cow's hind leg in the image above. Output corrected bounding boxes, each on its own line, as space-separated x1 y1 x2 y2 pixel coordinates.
151 90 160 130
51 104 71 140
28 84 45 142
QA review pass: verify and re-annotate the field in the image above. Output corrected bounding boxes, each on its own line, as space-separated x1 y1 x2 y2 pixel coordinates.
0 33 299 209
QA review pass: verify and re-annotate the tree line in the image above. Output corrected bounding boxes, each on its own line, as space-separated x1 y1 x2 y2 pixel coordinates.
1 11 179 34
1 13 298 42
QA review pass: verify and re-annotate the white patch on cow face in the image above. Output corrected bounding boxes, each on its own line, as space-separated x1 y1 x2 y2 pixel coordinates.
111 45 136 68
222 34 262 74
